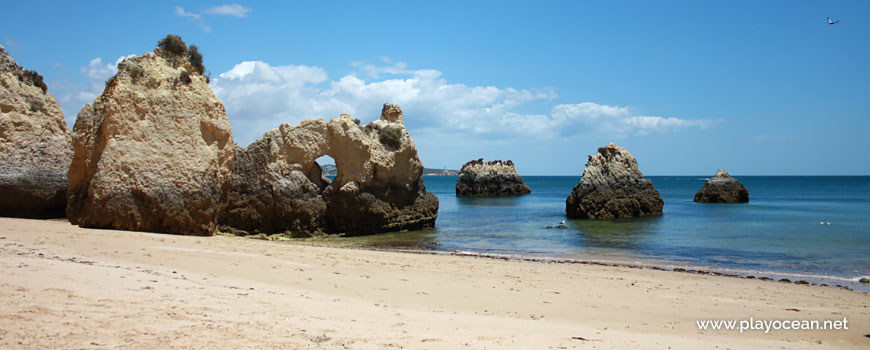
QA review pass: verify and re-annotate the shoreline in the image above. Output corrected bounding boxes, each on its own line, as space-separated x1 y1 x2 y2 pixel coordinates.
2 217 869 349
396 249 870 292
247 233 870 292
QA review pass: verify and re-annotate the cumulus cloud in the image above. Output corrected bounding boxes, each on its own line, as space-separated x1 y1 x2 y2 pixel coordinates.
205 3 252 17
80 58 115 81
210 60 716 146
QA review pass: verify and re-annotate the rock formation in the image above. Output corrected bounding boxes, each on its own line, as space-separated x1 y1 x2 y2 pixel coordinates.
220 120 330 236
455 159 531 196
67 38 233 235
693 169 749 203
565 143 663 219
0 44 72 218
220 104 439 236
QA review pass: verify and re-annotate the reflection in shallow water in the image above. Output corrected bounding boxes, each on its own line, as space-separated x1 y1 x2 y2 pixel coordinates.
570 216 662 249
456 196 525 207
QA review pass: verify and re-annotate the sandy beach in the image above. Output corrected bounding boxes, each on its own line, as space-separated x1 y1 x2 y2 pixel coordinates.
0 217 867 349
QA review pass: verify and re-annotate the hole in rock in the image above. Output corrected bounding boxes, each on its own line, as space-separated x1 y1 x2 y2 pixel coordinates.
316 155 337 179
311 155 339 194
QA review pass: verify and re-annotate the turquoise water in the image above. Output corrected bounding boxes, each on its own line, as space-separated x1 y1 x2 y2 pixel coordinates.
380 176 870 287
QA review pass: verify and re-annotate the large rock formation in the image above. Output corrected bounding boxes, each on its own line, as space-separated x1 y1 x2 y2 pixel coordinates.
67 40 233 236
693 169 749 203
565 143 663 219
455 159 531 196
220 104 439 236
220 121 330 236
0 44 72 218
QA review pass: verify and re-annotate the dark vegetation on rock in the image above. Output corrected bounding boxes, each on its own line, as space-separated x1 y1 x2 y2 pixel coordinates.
16 70 47 94
156 34 207 81
378 126 403 149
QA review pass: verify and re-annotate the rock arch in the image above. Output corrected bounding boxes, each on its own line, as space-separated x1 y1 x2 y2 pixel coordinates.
219 104 439 236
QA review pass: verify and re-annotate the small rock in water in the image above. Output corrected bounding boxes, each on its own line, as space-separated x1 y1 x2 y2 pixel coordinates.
565 143 663 219
778 278 792 283
693 169 749 203
859 277 870 284
456 159 531 197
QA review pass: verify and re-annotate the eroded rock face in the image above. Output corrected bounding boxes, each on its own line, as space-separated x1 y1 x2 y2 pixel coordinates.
67 49 233 236
220 121 329 235
221 104 438 236
455 159 531 196
693 169 749 203
565 143 663 219
0 44 72 218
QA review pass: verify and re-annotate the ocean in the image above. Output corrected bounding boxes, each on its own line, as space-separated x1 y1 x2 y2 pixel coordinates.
344 176 870 290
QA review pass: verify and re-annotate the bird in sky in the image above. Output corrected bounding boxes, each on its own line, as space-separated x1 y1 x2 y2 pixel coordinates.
827 17 839 25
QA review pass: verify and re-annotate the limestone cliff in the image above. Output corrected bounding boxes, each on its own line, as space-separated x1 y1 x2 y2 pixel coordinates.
455 159 531 196
565 143 663 219
0 44 72 218
67 39 233 235
693 169 749 203
221 104 438 236
220 120 330 235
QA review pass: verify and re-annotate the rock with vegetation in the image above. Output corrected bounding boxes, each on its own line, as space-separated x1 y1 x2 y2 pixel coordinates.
693 169 749 203
323 104 439 235
221 104 439 236
565 143 663 219
455 159 531 196
0 44 72 218
67 35 233 236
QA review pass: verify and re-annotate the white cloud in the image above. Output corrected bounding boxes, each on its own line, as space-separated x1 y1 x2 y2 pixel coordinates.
174 6 202 20
52 55 136 126
174 4 250 32
174 6 212 33
80 58 115 81
79 55 135 83
210 61 333 143
205 3 252 17
210 60 716 146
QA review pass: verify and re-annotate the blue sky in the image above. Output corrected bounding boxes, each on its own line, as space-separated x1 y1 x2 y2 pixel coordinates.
2 1 868 175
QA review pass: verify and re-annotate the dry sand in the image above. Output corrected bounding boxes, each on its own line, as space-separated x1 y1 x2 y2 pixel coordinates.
0 217 868 349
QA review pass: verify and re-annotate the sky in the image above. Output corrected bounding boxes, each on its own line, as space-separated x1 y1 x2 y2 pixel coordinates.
2 1 868 175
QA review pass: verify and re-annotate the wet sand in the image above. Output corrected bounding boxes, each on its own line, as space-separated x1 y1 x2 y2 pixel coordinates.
1 217 868 349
